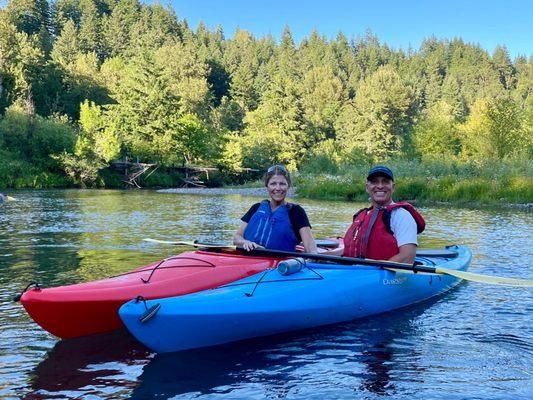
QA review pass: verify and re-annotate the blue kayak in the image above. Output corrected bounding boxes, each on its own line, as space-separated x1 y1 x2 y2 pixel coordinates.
120 245 471 353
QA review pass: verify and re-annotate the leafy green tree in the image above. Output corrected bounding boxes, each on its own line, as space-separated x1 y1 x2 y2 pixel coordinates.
154 41 212 118
77 99 120 162
459 97 522 159
0 103 76 168
412 101 460 159
335 65 415 159
521 96 533 157
485 97 523 159
0 10 49 114
217 132 244 172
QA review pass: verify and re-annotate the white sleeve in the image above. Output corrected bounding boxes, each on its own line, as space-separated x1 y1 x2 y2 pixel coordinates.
390 208 418 247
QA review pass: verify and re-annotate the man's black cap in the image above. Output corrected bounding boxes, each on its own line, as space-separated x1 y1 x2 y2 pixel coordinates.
367 166 394 181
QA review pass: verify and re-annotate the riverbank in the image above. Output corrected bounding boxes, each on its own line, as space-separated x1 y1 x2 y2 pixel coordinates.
158 186 531 211
2 159 531 209
295 174 532 208
158 187 296 197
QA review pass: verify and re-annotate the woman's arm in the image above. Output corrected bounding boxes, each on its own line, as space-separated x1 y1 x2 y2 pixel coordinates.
233 222 259 251
299 226 318 253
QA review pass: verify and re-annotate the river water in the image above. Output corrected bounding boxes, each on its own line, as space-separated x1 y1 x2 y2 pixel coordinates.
0 189 531 399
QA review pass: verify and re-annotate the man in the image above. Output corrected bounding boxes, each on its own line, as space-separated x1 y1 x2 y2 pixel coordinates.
341 166 425 264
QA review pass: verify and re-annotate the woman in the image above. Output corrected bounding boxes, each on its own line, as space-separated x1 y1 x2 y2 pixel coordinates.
233 165 317 253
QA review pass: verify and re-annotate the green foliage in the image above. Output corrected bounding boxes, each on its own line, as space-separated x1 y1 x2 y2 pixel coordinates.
460 97 524 160
0 104 76 168
298 159 533 204
78 99 120 162
241 74 306 170
217 132 244 173
413 101 460 158
53 151 104 187
0 2 530 201
335 66 415 160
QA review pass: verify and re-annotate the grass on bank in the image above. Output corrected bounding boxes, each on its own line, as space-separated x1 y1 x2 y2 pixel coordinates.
2 151 531 207
295 159 533 205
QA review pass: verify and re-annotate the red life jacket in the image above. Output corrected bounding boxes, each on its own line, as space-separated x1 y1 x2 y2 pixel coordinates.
342 202 425 260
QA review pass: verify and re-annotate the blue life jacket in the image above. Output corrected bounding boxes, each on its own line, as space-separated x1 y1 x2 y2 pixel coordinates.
243 200 298 251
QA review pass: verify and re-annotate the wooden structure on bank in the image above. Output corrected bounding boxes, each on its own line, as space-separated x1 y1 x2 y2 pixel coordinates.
111 158 159 188
111 158 223 188
111 158 259 188
179 167 218 188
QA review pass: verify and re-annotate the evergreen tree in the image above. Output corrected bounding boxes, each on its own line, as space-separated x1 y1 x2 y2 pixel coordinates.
78 0 104 58
442 74 467 120
102 0 140 57
242 74 306 169
6 0 52 52
513 55 532 105
329 32 360 99
492 45 516 90
154 41 212 118
300 65 343 143
50 19 80 68
129 3 181 52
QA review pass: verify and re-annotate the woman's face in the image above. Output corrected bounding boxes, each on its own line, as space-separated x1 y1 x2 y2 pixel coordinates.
267 174 289 203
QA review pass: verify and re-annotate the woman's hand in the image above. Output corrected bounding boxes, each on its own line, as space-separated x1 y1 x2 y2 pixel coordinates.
234 222 263 251
242 240 259 251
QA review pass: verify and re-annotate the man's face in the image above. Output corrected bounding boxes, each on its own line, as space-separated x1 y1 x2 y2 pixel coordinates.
366 175 395 206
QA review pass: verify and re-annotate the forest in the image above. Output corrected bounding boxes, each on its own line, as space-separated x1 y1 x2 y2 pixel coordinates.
0 0 531 203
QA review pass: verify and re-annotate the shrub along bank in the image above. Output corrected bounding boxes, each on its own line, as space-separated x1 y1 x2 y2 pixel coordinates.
294 159 533 206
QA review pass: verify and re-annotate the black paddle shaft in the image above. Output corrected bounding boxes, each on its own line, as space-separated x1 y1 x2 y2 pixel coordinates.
244 247 438 274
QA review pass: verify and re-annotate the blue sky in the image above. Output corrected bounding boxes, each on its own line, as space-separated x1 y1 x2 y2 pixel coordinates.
169 0 533 58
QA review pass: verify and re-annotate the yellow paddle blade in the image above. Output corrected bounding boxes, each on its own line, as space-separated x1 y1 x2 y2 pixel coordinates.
6 196 16 201
436 267 533 287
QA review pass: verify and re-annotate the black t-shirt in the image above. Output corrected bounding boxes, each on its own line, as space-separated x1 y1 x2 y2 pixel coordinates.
241 201 311 243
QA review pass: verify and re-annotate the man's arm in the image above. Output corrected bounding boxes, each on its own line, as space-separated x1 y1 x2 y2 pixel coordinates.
388 243 417 264
389 208 418 264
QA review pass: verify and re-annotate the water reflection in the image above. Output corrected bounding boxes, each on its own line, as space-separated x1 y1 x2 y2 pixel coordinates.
128 297 442 399
25 330 151 399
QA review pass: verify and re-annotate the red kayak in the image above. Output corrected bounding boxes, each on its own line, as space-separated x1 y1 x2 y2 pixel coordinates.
19 251 278 339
